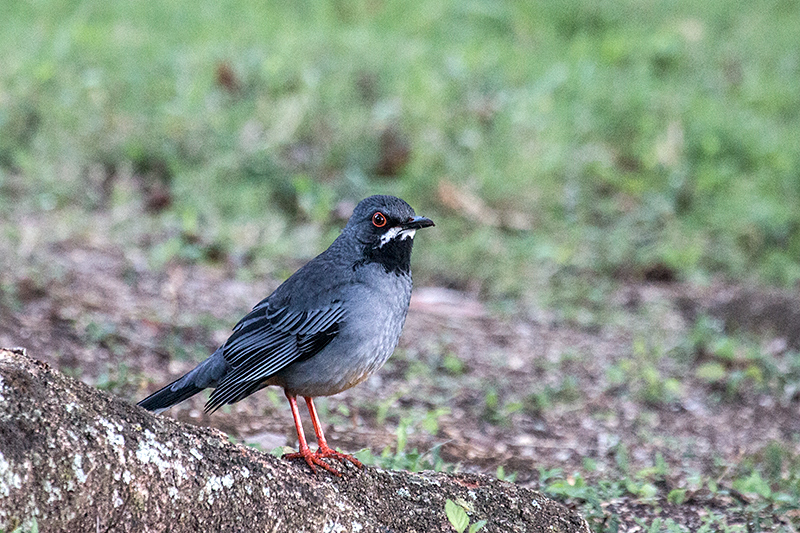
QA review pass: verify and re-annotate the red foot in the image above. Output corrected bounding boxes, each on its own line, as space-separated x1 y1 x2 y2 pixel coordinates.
282 394 364 476
284 444 364 476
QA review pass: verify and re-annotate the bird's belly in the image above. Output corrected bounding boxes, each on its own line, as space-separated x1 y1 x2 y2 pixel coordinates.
271 319 403 397
271 277 410 397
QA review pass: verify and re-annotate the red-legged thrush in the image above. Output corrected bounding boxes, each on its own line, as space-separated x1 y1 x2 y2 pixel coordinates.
138 195 434 475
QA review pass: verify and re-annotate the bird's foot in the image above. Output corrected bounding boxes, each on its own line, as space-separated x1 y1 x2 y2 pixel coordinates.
284 444 363 476
316 443 364 470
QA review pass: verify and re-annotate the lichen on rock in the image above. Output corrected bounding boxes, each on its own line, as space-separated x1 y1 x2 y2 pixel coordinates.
0 348 588 532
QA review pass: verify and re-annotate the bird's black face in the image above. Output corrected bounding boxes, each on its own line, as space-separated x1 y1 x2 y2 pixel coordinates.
347 195 434 274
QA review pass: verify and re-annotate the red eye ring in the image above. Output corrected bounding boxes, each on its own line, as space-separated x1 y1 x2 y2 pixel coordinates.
372 212 387 228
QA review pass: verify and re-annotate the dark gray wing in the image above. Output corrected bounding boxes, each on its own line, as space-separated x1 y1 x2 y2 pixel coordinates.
205 300 345 411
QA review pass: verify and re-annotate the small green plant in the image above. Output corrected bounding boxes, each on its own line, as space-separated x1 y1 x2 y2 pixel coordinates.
354 442 454 473
7 518 39 533
441 352 466 375
481 387 523 426
633 517 691 533
606 338 682 405
685 315 794 401
525 375 583 414
269 446 286 458
495 464 517 483
354 416 455 473
732 471 772 500
94 363 143 396
84 320 124 352
666 488 688 505
374 393 402 426
420 407 451 435
444 499 486 533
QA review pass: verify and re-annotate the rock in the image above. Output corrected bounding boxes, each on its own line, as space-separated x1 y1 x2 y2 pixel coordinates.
0 347 588 532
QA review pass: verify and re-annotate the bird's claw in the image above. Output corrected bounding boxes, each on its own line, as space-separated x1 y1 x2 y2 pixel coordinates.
284 445 363 476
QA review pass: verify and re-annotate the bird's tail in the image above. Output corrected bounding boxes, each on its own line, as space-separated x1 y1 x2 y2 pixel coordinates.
137 379 204 414
137 348 229 414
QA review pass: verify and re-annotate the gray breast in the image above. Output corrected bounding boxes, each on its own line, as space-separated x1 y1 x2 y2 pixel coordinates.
271 267 412 397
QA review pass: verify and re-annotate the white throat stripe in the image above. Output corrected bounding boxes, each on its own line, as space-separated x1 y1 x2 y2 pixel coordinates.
379 227 416 247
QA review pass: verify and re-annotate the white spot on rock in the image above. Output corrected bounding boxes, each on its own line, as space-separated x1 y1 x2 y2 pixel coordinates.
72 455 87 484
323 522 347 533
0 452 23 497
202 473 235 504
98 417 125 448
44 480 63 504
135 430 188 481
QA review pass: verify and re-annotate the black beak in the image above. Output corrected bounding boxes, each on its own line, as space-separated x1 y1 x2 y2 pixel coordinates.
402 215 435 230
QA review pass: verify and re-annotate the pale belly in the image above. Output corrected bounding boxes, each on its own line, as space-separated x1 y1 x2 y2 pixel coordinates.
268 271 411 397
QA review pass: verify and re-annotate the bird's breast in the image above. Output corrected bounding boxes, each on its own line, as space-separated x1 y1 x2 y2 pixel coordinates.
272 270 412 397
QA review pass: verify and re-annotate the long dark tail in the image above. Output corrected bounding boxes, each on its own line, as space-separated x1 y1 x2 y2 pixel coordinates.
137 379 205 413
137 348 229 414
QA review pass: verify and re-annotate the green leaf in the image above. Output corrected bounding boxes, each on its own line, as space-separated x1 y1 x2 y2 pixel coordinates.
695 362 727 382
270 446 286 458
732 471 772 499
445 499 469 533
667 488 687 505
469 519 488 533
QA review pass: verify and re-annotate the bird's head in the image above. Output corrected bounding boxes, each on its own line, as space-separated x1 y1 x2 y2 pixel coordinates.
344 195 434 274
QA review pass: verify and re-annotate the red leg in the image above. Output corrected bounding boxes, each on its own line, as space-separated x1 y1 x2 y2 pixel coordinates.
305 397 363 469
282 392 342 476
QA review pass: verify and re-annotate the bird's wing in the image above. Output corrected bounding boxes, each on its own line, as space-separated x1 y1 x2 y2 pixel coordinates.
205 300 345 411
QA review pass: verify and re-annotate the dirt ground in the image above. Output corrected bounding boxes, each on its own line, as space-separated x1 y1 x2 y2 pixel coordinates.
2 232 799 530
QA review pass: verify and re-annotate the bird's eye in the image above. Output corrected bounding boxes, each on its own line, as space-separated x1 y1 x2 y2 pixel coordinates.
372 212 387 227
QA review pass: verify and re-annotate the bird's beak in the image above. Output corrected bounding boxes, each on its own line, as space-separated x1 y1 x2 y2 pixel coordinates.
402 216 435 230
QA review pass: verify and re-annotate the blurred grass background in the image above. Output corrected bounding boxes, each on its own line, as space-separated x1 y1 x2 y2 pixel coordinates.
2 0 799 308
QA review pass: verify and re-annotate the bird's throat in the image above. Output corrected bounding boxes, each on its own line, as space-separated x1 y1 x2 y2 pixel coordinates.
359 237 413 275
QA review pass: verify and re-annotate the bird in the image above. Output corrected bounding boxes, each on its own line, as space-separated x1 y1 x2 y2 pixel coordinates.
138 195 434 475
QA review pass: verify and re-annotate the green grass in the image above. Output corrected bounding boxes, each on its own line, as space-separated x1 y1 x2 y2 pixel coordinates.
2 0 800 305
356 430 800 531
2 1 800 530
358 425 800 531
538 442 800 532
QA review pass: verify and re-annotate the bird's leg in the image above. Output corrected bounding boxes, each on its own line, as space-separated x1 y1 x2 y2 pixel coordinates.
282 392 343 476
304 396 363 470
